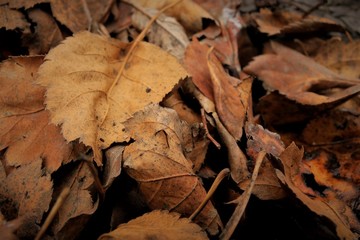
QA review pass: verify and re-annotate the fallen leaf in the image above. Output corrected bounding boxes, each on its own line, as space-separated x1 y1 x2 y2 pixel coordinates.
125 0 215 33
247 8 344 36
0 214 23 240
103 145 124 189
50 0 113 33
276 143 359 240
37 31 188 165
0 56 76 172
51 161 99 238
207 47 252 140
123 104 222 235
314 39 360 79
244 41 360 105
0 5 30 31
130 5 189 60
0 158 53 238
239 122 286 200
0 0 49 9
23 8 63 55
99 210 208 240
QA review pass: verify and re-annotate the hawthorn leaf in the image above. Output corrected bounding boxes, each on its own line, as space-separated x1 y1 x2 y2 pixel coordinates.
0 56 76 172
37 31 188 165
99 210 208 240
123 104 222 235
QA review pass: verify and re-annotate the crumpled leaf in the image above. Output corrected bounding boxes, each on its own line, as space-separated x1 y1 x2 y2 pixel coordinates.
125 0 215 33
131 5 189 60
276 143 359 240
0 56 76 172
123 104 222 235
244 41 360 105
51 162 99 238
103 145 124 189
0 158 52 238
37 31 188 165
98 210 208 240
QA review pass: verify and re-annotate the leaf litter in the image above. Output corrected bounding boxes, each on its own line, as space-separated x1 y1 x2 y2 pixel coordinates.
0 0 360 239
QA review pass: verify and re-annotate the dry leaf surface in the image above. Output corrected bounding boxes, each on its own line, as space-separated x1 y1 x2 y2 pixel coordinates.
37 31 188 165
123 104 222 235
99 210 208 240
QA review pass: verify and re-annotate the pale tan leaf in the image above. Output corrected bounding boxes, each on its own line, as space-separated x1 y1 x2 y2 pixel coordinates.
0 5 30 31
125 0 215 33
123 104 222 235
131 6 189 60
0 0 49 9
99 210 208 240
37 31 188 165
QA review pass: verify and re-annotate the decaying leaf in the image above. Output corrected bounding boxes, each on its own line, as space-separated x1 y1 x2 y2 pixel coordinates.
50 0 113 33
0 0 49 9
0 158 52 238
23 8 63 55
123 104 222 235
0 5 30 31
37 31 188 165
247 8 344 36
0 56 75 172
244 41 360 105
314 39 360 79
51 162 99 238
276 143 359 240
125 0 215 33
103 145 124 189
99 210 208 240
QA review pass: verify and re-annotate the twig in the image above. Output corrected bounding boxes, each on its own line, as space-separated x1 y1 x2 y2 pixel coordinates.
201 108 221 149
219 150 267 240
35 187 71 240
190 168 230 220
302 0 326 18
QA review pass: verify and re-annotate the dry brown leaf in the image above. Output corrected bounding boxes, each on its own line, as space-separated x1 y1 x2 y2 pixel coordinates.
123 104 222 235
314 39 360 79
0 158 52 238
207 48 252 140
0 56 76 172
276 143 359 240
125 0 215 33
131 5 189 60
51 162 99 238
23 8 63 55
37 31 188 165
99 210 208 240
50 0 113 33
0 5 30 31
0 0 49 9
239 122 286 200
0 214 22 240
244 41 360 105
248 8 344 36
184 38 214 101
103 145 124 189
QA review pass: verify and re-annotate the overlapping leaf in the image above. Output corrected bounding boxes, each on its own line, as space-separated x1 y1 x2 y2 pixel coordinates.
37 31 188 165
123 104 222 235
